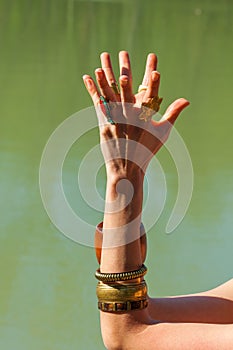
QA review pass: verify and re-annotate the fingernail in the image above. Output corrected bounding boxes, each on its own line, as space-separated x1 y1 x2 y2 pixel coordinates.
152 71 159 81
121 76 128 86
96 69 103 79
85 79 93 88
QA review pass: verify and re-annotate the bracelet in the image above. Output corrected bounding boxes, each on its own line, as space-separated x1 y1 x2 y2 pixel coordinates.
94 222 147 265
96 280 148 302
98 299 148 312
95 264 147 282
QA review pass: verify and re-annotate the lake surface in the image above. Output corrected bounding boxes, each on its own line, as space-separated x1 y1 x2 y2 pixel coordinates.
0 0 233 349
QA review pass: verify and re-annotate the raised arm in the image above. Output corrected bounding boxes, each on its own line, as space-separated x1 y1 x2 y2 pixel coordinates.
83 51 233 350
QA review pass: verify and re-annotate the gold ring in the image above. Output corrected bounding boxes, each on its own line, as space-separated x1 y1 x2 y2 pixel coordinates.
139 96 163 122
111 82 120 94
138 84 148 93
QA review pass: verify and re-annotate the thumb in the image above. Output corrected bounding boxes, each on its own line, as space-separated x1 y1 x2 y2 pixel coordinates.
161 98 190 125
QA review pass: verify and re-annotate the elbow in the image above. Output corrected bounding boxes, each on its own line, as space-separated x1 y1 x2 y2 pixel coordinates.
101 328 124 350
100 314 147 350
103 341 123 350
100 308 150 349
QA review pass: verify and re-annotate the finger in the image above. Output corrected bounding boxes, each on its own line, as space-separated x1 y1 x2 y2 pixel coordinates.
161 98 190 125
141 53 157 87
95 68 117 102
143 71 160 100
83 74 117 125
100 52 117 86
119 51 133 87
119 51 134 102
119 75 134 103
83 74 100 106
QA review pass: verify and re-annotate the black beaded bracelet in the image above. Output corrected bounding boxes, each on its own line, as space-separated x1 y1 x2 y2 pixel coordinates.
95 264 147 282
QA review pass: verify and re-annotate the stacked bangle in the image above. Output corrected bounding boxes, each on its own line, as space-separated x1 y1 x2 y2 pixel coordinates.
98 299 148 312
96 280 147 301
95 264 147 282
96 280 148 313
94 223 148 313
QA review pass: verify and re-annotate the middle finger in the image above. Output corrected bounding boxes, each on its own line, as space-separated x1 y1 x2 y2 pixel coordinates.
119 51 134 102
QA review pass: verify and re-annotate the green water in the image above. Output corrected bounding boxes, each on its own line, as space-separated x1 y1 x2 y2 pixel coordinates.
0 0 233 349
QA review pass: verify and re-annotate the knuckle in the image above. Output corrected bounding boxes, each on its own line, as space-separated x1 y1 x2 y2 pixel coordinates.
101 126 114 139
93 91 100 104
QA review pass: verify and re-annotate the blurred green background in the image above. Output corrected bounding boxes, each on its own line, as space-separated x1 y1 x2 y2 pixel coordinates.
0 0 233 349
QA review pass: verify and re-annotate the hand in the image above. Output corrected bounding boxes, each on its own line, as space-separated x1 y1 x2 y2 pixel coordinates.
83 51 189 180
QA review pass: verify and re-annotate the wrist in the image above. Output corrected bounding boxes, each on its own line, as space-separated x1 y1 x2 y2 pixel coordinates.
105 175 143 204
104 175 143 227
106 166 144 188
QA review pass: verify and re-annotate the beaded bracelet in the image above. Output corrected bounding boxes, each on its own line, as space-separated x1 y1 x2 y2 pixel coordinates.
95 264 147 282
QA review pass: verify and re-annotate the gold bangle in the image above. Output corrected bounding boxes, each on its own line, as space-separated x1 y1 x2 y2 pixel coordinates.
95 264 147 282
96 280 147 302
98 299 148 312
94 222 147 265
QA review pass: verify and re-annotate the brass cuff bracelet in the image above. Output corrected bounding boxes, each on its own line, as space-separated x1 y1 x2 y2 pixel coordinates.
95 264 147 282
98 299 148 313
94 222 147 265
96 280 148 302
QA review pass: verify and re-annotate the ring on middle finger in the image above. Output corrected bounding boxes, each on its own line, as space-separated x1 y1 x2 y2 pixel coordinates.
110 81 120 95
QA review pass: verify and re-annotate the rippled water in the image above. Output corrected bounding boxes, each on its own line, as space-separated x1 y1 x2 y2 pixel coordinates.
0 0 233 348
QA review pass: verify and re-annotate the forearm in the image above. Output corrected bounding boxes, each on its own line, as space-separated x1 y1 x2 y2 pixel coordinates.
148 279 233 324
99 173 153 349
100 172 144 273
148 295 233 324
